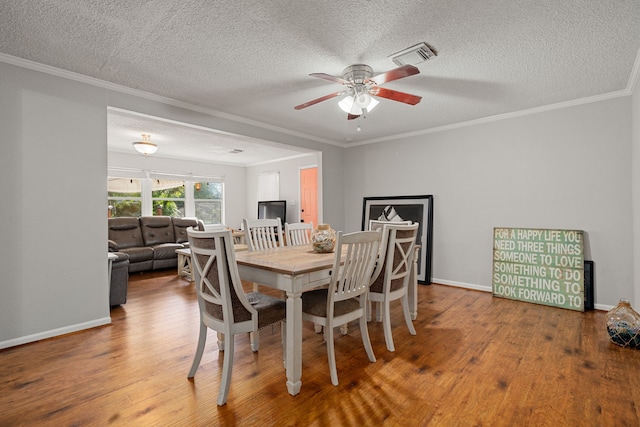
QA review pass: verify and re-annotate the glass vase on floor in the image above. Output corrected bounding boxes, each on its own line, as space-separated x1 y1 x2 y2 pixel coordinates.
606 298 640 349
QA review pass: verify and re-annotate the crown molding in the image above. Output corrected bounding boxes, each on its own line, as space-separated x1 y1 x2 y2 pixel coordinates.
350 89 630 147
3 48 639 150
351 47 640 147
0 53 340 148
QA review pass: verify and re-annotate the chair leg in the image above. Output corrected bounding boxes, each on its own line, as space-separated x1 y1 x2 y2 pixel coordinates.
217 331 224 351
359 315 376 363
325 325 339 386
188 323 208 378
250 331 259 352
382 300 395 352
376 302 383 322
217 333 235 406
252 282 259 292
314 323 323 333
366 300 372 322
339 324 348 335
402 294 417 335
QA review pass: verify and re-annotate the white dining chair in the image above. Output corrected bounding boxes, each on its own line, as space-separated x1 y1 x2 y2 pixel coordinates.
186 228 286 406
243 218 284 251
368 222 419 352
242 217 286 344
368 219 412 232
284 222 313 246
301 230 381 385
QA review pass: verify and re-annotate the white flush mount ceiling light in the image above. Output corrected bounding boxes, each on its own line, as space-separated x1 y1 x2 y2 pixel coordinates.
132 133 158 155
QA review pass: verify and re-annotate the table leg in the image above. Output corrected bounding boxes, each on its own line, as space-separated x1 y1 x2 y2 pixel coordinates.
285 290 302 395
177 251 194 282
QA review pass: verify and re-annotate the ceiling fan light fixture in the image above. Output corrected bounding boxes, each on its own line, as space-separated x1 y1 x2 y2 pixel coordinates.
359 94 379 112
354 92 371 108
338 94 379 115
338 95 355 113
132 134 158 155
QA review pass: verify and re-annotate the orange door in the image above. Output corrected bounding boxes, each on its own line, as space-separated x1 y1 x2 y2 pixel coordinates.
300 167 318 226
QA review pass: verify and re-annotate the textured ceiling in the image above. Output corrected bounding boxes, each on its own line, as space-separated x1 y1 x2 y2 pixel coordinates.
1 0 639 164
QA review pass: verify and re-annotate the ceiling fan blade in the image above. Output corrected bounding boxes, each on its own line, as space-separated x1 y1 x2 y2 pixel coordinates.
294 91 345 110
369 64 420 85
370 87 422 105
347 113 360 120
309 73 348 85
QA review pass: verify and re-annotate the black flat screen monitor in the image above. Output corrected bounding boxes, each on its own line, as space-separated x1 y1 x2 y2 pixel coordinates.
257 200 286 223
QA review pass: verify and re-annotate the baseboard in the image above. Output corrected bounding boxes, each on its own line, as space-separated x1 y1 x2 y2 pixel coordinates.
0 316 111 350
433 279 613 311
433 278 493 293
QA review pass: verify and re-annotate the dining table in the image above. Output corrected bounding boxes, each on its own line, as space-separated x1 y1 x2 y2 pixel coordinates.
234 244 343 396
234 242 420 396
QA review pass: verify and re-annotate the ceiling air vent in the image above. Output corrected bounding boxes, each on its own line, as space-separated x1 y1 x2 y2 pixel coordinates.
389 42 437 66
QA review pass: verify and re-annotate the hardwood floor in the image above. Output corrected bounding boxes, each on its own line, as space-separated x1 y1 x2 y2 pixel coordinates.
2 271 639 426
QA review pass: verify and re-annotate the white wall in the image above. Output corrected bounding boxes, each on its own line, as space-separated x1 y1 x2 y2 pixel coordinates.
345 97 634 307
245 154 320 227
0 62 111 347
0 61 344 348
3 56 635 347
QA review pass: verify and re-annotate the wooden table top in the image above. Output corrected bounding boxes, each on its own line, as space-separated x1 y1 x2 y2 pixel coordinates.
235 245 342 276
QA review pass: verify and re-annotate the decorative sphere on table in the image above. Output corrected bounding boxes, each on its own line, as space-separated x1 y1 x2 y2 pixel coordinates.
606 298 640 349
311 224 336 253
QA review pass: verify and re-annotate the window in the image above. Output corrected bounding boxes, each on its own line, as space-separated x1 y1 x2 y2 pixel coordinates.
152 179 185 217
194 181 223 224
108 178 142 217
107 170 225 225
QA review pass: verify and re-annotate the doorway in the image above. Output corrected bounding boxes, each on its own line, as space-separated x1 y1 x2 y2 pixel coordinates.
299 166 318 227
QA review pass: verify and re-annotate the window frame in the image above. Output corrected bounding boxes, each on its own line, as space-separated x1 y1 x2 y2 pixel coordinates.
107 168 225 225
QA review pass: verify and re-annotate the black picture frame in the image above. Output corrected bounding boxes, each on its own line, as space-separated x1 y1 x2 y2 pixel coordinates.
362 195 433 284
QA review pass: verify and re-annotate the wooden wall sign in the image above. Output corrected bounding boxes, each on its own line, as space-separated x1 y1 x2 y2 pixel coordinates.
492 228 585 311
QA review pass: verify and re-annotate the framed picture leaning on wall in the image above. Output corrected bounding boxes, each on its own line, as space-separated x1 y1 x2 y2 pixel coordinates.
362 195 433 284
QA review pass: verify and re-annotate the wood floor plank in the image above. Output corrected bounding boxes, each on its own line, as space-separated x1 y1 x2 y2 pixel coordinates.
1 270 640 426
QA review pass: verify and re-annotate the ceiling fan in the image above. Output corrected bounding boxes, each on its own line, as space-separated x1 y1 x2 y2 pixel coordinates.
294 64 422 120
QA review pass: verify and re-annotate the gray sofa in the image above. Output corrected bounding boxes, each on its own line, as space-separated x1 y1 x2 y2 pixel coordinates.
108 216 204 274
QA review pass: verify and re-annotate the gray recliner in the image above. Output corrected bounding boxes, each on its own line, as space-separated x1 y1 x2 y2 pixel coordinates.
109 251 130 306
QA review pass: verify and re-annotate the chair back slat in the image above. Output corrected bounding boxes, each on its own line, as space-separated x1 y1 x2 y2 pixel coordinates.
285 222 313 246
368 219 412 232
370 223 419 293
243 218 284 251
330 230 381 303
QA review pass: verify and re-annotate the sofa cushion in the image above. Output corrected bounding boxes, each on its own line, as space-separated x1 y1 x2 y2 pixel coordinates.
119 246 154 264
128 260 153 273
140 216 175 246
173 217 201 243
152 243 184 260
153 258 178 270
108 218 144 249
